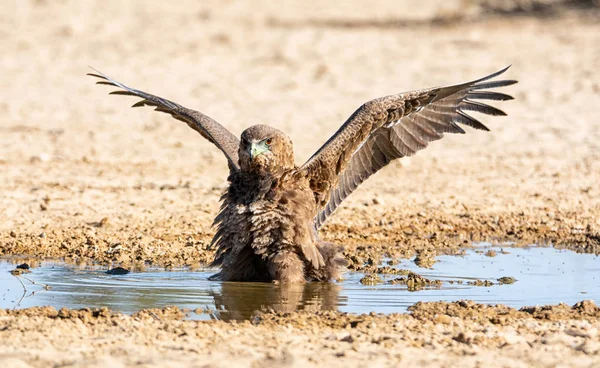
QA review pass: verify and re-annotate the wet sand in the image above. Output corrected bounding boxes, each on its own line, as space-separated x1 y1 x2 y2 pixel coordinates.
1 0 600 366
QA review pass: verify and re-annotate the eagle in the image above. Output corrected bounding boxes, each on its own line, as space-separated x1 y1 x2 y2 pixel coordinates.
89 66 516 283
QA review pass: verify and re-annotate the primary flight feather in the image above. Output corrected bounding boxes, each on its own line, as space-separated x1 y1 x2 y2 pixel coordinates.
89 66 517 282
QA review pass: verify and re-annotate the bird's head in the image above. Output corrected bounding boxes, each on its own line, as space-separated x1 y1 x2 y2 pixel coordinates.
239 125 294 175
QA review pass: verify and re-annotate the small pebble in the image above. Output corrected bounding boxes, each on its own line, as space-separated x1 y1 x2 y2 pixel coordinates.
10 268 30 275
435 315 452 325
360 274 382 285
468 279 494 287
497 276 516 285
99 217 110 227
485 249 497 257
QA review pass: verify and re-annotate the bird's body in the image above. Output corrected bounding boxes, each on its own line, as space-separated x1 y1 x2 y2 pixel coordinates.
89 66 517 282
212 164 344 282
211 125 346 282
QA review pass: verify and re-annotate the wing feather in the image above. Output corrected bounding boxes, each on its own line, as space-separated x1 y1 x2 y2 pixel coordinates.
461 100 507 116
301 66 517 228
88 68 240 172
468 91 514 101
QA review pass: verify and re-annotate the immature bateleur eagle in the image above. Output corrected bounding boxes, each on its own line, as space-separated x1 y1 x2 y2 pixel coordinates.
89 66 516 282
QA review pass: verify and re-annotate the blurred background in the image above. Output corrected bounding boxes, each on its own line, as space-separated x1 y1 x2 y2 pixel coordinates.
0 0 598 241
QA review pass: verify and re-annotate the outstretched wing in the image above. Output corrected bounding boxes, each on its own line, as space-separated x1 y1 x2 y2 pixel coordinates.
300 66 517 228
88 68 240 172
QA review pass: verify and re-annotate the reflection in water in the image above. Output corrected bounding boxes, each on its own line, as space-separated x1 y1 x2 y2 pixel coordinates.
212 282 342 320
0 264 344 320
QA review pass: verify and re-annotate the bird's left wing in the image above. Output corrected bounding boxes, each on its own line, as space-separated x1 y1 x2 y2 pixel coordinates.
88 69 241 172
299 66 517 229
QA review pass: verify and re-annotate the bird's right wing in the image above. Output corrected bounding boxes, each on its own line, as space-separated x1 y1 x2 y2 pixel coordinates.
88 68 240 172
300 66 517 228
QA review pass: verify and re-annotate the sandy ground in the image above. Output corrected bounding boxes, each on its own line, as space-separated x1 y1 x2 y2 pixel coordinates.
1 301 600 368
1 0 600 366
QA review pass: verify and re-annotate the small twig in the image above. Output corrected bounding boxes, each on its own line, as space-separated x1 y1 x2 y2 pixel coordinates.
13 274 27 290
11 271 53 309
21 275 52 290
11 274 28 309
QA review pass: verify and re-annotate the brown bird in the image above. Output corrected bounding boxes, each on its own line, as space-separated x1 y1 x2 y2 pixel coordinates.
88 66 516 282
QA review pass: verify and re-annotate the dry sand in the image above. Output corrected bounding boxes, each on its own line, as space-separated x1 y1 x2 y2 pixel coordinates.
1 301 600 368
1 0 600 366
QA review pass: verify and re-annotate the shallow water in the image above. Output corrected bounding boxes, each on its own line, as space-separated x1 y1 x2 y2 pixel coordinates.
1 246 598 321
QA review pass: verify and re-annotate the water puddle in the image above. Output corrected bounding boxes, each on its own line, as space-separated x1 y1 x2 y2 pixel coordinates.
1 246 598 320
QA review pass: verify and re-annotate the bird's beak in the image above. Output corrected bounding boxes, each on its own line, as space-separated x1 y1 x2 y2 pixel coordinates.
249 142 267 160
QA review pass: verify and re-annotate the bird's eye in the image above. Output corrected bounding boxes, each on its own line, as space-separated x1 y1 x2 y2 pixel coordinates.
265 138 273 145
